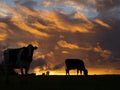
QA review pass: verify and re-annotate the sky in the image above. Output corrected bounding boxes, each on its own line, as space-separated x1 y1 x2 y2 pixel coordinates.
0 0 120 75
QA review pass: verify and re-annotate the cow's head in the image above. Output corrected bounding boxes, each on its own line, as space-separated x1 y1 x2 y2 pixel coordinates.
83 69 88 76
27 44 38 57
27 44 38 50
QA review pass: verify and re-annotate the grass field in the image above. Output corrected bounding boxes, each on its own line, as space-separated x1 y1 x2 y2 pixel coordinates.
0 75 120 90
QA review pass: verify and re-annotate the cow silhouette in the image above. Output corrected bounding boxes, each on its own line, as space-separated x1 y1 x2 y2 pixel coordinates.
3 44 37 75
65 59 88 76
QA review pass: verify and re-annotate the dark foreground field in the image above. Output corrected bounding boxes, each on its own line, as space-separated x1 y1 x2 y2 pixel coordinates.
0 75 120 90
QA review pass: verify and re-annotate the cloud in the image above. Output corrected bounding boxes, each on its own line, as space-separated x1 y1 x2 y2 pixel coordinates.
53 63 64 70
14 0 37 9
12 21 49 37
0 3 13 18
41 0 97 18
30 58 47 70
0 33 7 41
94 19 111 29
42 1 53 8
0 1 120 74
57 40 80 49
94 4 120 58
95 0 120 12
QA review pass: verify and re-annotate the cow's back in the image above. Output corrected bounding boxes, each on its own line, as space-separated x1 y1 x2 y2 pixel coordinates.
4 48 23 63
65 59 85 70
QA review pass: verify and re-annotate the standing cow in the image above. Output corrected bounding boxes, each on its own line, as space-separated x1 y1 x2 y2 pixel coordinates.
65 59 88 76
3 44 37 75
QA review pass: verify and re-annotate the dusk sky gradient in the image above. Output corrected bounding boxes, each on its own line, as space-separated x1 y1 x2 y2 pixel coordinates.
0 0 120 75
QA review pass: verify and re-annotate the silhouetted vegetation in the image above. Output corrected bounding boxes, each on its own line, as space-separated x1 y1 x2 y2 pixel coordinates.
0 75 119 90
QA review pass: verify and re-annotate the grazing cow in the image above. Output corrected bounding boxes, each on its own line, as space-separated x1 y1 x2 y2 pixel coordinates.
65 59 88 76
3 44 37 75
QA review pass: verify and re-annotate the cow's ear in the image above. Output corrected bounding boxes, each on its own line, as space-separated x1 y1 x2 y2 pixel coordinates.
34 46 38 50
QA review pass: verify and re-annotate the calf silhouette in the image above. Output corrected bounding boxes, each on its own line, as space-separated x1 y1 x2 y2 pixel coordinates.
65 59 88 75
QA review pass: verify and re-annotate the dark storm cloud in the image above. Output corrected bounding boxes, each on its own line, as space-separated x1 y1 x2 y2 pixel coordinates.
94 3 120 58
14 0 37 9
30 58 47 69
95 0 120 12
53 62 64 70
91 8 120 72
98 21 120 58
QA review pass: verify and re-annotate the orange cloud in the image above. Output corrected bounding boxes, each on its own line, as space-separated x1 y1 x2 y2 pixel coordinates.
1 3 94 34
0 22 8 41
74 12 91 23
95 19 111 29
12 21 49 37
62 51 69 54
57 40 80 49
0 33 7 41
32 21 47 29
18 6 40 17
71 26 90 33
39 11 93 33
93 43 111 59
17 42 28 47
0 22 8 28
40 11 68 30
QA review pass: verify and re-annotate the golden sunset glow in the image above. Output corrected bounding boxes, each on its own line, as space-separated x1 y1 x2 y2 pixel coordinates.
33 67 41 75
32 68 120 76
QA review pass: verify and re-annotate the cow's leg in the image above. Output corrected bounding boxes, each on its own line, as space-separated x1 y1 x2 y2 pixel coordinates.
3 51 10 83
80 70 82 75
21 68 24 75
4 62 14 83
25 67 29 75
66 69 68 75
25 64 30 75
66 69 69 75
4 61 13 82
4 61 9 83
84 69 88 76
77 69 79 75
